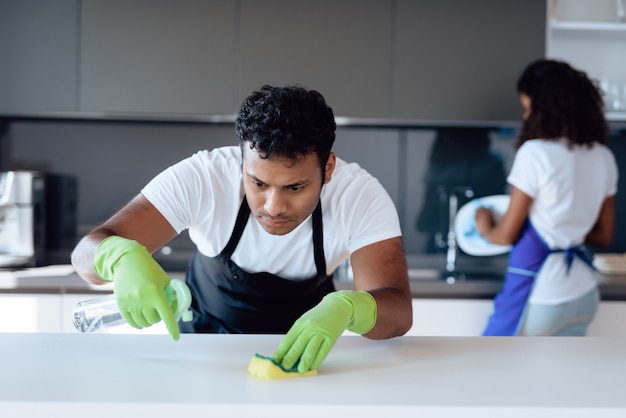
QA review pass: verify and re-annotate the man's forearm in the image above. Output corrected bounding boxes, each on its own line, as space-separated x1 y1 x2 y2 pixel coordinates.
71 229 114 285
363 287 413 339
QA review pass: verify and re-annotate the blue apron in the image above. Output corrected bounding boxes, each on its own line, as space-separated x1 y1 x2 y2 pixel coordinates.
482 221 595 336
179 197 335 334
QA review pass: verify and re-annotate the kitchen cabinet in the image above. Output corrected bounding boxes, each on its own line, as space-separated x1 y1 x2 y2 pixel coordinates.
0 0 79 112
547 0 626 121
80 0 238 114
0 268 185 334
240 0 546 120
408 298 626 337
0 294 62 332
393 0 546 121
1 0 547 119
3 291 625 336
0 292 168 334
238 0 393 118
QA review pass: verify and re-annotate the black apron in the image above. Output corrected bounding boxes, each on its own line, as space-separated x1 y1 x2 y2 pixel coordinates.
179 197 335 334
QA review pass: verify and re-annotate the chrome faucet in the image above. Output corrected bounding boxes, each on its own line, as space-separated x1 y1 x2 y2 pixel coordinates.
445 186 474 281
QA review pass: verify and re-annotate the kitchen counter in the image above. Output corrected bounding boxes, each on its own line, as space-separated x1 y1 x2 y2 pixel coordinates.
0 333 624 417
402 273 626 301
2 265 626 300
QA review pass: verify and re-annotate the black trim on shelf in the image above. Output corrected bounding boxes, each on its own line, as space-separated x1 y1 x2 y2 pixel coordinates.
2 111 624 133
0 111 524 130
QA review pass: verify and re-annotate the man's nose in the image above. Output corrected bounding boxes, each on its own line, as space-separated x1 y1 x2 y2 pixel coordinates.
264 189 287 216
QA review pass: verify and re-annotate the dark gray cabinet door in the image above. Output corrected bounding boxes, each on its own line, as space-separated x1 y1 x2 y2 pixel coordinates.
238 0 393 118
0 0 79 112
80 0 237 114
393 0 546 121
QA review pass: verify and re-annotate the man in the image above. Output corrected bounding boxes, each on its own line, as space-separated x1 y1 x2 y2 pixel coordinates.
71 85 412 373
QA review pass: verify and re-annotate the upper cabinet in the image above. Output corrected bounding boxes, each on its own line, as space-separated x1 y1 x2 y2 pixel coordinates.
239 0 393 118
547 0 626 121
0 0 546 120
393 0 546 122
0 0 79 112
83 0 395 117
80 0 238 114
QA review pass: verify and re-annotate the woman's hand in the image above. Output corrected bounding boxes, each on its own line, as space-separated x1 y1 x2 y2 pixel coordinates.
475 207 496 238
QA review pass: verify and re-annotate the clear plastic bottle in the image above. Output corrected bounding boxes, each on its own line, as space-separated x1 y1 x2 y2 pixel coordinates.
72 278 193 333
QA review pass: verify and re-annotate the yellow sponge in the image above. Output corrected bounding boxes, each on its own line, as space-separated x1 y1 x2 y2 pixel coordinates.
247 353 317 380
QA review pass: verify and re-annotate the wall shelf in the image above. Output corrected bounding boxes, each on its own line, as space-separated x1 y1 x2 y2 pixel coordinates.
550 20 626 32
550 20 626 41
547 1 626 117
607 111 626 122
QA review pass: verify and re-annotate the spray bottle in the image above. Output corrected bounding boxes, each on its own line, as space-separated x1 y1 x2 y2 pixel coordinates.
72 279 193 333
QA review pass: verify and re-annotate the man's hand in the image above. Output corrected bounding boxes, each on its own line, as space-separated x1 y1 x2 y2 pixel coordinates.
94 235 180 340
273 290 377 373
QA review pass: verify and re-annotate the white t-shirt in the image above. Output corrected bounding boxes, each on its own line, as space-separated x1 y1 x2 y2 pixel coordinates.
141 146 402 280
507 139 618 305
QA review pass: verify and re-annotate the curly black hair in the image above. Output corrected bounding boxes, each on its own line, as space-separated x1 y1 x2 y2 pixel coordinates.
515 59 608 149
235 85 336 170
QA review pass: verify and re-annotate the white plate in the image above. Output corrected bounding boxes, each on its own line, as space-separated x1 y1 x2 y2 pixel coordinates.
454 194 512 256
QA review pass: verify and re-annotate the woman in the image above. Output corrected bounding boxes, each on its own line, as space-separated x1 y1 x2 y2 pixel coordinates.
475 59 618 336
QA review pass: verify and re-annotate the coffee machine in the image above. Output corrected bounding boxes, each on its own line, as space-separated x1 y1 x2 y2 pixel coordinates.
0 171 78 268
0 171 46 268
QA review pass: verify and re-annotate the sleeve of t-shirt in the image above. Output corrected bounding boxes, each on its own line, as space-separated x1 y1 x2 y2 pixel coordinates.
506 142 543 199
345 176 402 253
141 151 214 234
605 147 619 197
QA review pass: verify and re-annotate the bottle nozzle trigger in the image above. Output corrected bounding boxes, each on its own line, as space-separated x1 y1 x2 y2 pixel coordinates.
164 279 193 323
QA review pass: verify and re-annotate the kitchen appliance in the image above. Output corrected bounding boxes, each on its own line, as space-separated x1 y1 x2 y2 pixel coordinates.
0 171 46 267
44 173 78 254
0 171 78 268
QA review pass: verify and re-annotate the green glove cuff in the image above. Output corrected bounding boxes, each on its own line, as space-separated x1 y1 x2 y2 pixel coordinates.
94 235 150 282
333 289 377 335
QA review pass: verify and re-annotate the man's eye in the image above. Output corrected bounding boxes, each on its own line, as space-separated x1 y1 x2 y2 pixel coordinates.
253 180 265 188
288 185 303 192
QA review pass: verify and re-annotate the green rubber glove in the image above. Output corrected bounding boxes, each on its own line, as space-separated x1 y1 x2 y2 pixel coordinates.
273 290 377 373
93 235 180 340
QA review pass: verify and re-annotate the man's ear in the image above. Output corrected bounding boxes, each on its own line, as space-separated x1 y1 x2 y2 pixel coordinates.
324 152 336 184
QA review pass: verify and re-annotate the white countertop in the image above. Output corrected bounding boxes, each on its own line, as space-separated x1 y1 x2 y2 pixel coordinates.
1 333 624 417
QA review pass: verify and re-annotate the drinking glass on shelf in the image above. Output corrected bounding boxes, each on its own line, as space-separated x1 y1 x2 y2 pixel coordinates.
600 78 625 112
609 82 622 111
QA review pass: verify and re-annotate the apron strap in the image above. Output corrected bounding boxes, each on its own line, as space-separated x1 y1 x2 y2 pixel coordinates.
549 245 596 275
220 197 251 259
312 200 327 276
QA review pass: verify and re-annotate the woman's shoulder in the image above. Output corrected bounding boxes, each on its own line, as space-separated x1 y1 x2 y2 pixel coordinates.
518 138 577 156
516 139 552 158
